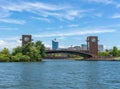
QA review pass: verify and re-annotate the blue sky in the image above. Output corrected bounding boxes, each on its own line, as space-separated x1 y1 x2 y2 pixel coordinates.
0 0 120 50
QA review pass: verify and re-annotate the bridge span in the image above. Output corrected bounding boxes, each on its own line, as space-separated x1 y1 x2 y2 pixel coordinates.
45 50 94 58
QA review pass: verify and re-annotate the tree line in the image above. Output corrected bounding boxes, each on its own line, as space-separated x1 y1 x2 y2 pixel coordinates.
99 46 120 57
0 41 45 62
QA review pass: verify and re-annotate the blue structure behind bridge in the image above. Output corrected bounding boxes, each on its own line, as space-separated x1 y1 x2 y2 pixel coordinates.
52 38 59 50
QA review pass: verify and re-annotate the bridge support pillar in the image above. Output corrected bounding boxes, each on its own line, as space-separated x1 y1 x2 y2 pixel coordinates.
21 35 32 46
87 36 98 58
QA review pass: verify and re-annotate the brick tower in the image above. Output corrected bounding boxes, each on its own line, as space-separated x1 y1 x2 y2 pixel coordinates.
22 35 32 46
87 36 98 58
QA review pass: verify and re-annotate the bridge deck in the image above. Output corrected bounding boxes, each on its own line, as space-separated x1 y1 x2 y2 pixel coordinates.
45 50 93 58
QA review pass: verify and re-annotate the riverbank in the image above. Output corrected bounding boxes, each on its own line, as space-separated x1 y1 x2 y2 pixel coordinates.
75 57 120 61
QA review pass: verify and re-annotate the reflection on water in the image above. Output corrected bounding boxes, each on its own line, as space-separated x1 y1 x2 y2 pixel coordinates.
85 61 108 89
0 60 120 89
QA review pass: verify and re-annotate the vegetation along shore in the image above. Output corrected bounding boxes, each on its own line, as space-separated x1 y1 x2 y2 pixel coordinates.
0 41 45 62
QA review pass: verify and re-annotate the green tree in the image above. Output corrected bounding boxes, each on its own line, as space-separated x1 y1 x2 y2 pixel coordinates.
19 55 30 62
22 42 34 55
118 50 120 56
0 53 10 62
1 48 10 56
99 52 104 57
35 41 46 57
12 46 23 55
11 41 45 62
40 44 46 57
0 48 11 62
104 51 110 56
99 50 110 57
112 46 118 57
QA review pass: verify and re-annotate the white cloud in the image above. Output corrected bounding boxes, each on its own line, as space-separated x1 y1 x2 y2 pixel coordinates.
0 18 26 24
0 27 19 30
0 40 5 45
64 10 85 20
57 37 66 40
98 24 120 28
111 14 120 19
0 9 11 18
87 0 120 8
1 1 67 14
68 24 79 28
104 45 112 50
116 4 120 8
44 44 51 48
33 29 116 38
0 36 21 41
24 2 67 11
31 9 87 21
0 1 90 21
103 45 120 50
87 0 114 4
0 40 21 50
31 17 50 22
94 13 103 17
44 43 66 49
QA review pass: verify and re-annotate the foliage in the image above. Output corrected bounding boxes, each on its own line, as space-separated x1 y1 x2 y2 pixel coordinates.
99 46 120 57
99 51 110 57
1 48 10 56
12 41 45 62
0 53 10 62
112 46 118 57
35 41 46 57
11 55 20 62
0 40 45 62
11 53 30 62
0 48 10 62
12 46 23 56
19 55 30 62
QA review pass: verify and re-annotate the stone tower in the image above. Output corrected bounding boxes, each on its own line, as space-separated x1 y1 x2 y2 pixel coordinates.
87 36 98 58
22 35 32 46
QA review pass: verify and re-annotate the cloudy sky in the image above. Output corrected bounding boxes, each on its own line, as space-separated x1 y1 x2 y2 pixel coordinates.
0 0 120 50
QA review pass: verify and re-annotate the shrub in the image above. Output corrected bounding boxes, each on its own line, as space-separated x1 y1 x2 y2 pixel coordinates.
19 55 30 62
11 56 20 62
0 56 10 62
0 54 10 62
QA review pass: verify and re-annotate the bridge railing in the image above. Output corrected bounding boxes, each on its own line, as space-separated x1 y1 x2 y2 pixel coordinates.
46 49 88 52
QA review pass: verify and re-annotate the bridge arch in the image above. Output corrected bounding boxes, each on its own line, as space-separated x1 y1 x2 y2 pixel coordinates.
45 50 93 58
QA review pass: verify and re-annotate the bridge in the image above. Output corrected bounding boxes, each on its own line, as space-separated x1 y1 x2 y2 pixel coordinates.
45 36 99 59
45 50 94 58
20 35 99 59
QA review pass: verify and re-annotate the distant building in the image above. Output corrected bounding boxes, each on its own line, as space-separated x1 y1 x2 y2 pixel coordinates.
52 38 59 50
46 47 51 50
98 44 104 52
68 47 75 50
81 44 87 51
73 46 81 50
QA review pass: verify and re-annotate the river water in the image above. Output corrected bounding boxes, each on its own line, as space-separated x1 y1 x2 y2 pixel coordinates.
0 59 120 89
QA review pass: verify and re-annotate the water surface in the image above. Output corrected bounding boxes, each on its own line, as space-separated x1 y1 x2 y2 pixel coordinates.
0 59 120 89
